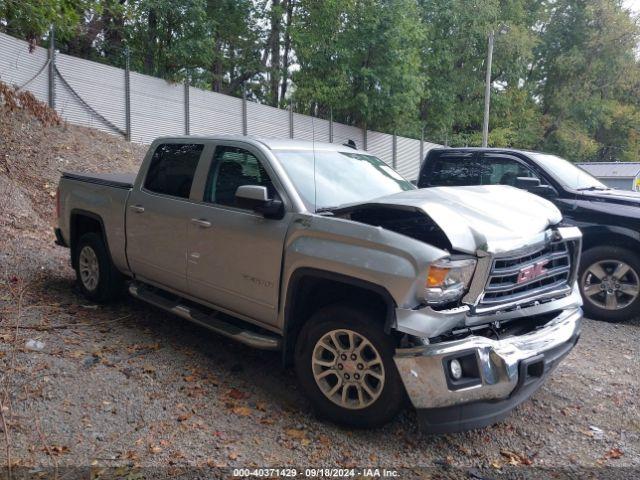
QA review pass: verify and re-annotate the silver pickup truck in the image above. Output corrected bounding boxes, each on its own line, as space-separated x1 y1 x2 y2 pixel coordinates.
55 136 583 432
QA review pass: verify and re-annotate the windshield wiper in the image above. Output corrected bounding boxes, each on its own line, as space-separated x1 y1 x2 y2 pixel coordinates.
315 206 340 215
577 186 611 191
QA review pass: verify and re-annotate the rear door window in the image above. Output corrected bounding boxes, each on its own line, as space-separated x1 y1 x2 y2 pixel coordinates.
424 154 489 186
144 143 204 199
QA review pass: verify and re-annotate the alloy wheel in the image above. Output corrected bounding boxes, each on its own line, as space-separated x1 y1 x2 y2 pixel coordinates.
79 245 100 292
311 329 385 410
581 259 640 310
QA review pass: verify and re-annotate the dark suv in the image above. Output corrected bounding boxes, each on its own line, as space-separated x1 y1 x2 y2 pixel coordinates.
418 147 640 322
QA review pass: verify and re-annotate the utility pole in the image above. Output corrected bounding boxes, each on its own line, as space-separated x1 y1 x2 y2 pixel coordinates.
482 30 494 148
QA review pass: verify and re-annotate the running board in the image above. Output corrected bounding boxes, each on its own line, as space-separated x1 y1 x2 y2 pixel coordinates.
128 283 281 351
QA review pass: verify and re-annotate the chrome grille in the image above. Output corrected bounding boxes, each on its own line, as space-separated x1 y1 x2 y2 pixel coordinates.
479 242 572 306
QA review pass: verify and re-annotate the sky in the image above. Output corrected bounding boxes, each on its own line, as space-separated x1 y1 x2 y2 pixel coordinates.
624 0 640 13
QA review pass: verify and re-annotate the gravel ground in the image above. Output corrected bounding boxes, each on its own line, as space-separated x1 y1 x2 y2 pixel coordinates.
1 90 639 478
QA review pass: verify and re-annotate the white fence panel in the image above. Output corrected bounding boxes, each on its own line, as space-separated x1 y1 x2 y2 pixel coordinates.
130 72 184 144
56 53 126 134
0 33 48 103
396 137 422 180
247 102 289 138
0 31 443 172
366 130 393 165
333 122 363 148
292 113 331 143
190 87 243 136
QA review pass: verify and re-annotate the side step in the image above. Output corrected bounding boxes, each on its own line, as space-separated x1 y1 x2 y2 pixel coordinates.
129 283 282 351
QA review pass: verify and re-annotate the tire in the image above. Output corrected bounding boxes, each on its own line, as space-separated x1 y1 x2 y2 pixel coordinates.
73 232 124 303
294 303 406 428
579 246 640 322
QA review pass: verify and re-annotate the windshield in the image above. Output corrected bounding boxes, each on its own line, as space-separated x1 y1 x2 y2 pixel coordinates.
529 152 609 190
274 150 415 211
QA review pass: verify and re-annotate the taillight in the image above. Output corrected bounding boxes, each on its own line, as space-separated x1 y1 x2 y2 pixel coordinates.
55 186 61 219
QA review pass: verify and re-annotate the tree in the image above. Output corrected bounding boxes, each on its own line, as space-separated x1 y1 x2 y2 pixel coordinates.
291 0 425 133
534 0 640 161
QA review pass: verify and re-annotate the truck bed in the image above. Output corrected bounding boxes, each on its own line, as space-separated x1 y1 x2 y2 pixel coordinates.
62 172 135 189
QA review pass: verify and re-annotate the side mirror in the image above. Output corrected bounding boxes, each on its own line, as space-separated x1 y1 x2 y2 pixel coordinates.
514 177 541 189
514 177 558 198
235 185 284 219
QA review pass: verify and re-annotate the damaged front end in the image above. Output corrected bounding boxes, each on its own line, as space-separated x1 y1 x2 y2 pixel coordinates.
333 187 583 432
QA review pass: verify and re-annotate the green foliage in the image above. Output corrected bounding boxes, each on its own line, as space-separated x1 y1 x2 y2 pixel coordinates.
291 0 425 132
1 0 639 162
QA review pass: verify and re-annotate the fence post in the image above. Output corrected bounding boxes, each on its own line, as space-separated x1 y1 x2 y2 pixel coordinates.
329 108 333 143
363 124 367 150
184 78 190 135
124 47 131 141
48 26 56 109
242 85 248 136
420 124 425 167
392 132 397 169
289 100 294 139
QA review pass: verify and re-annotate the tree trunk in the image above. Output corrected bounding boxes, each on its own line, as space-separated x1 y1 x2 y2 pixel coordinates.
211 34 223 92
280 0 294 102
144 8 157 75
269 0 282 106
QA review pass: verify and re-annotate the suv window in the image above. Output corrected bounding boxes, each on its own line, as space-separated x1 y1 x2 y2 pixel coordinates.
144 143 203 198
205 146 277 208
426 155 488 186
482 156 542 186
425 154 543 187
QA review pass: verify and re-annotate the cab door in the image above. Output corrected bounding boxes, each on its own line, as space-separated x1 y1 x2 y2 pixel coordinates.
126 142 206 293
186 143 291 328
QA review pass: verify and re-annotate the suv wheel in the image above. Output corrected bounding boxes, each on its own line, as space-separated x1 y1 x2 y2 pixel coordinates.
74 232 124 303
579 246 640 322
294 303 406 428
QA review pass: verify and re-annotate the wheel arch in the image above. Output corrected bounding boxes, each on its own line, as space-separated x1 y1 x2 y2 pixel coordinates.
281 268 397 367
69 209 111 269
579 225 640 255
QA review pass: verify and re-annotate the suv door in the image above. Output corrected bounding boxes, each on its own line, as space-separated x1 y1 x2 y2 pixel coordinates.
186 143 290 328
126 142 206 293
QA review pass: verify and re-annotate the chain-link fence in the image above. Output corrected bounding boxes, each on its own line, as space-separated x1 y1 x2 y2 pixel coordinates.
0 31 441 180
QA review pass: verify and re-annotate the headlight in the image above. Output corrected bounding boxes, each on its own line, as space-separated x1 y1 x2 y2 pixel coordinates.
425 258 477 305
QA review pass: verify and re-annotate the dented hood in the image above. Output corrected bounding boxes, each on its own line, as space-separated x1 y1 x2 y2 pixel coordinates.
344 185 562 254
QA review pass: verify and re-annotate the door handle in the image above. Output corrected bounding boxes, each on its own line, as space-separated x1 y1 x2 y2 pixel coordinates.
191 218 212 228
129 205 145 213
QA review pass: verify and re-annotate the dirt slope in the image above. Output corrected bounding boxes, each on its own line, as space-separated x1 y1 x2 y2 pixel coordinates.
1 84 145 236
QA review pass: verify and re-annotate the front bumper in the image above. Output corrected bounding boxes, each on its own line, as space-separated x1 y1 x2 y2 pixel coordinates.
393 306 582 433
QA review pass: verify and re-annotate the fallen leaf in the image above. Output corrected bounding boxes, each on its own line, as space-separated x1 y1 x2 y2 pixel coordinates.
284 428 306 439
227 388 247 400
231 406 252 417
605 448 623 460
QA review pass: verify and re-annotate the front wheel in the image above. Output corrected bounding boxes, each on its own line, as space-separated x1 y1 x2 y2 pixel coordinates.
294 304 406 428
579 246 640 322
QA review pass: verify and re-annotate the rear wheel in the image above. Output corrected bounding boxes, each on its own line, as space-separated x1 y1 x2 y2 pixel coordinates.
74 232 124 303
579 246 640 322
294 304 406 428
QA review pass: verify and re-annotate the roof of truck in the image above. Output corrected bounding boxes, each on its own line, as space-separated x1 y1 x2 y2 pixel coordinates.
152 135 369 154
427 147 542 155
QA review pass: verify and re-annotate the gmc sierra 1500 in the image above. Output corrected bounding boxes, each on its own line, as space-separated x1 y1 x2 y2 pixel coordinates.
55 136 583 432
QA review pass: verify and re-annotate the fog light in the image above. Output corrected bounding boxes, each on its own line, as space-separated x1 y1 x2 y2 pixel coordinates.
449 359 462 380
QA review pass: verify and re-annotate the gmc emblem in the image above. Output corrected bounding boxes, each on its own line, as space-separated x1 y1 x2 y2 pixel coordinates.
517 261 549 284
